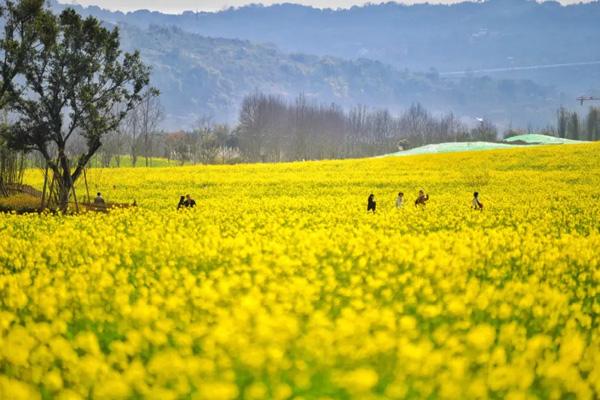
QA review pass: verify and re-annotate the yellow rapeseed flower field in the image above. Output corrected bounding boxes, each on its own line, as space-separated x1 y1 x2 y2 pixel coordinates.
1 143 599 399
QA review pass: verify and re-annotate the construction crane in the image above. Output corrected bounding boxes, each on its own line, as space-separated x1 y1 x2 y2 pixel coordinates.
577 96 600 105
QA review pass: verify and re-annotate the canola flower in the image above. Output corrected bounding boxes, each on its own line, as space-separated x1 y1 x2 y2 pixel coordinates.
1 143 599 399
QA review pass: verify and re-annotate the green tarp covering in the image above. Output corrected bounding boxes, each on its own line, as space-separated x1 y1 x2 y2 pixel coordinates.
503 134 586 144
381 135 587 158
381 142 522 157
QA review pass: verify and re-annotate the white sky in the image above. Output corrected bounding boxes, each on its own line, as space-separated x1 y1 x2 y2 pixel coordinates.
59 0 595 14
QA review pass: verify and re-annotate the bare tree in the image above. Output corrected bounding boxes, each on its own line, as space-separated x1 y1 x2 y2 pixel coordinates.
238 93 270 162
233 93 506 162
470 119 498 142
165 132 191 165
98 104 129 167
557 107 569 139
212 124 238 163
587 107 600 141
400 103 433 147
125 107 141 167
568 112 579 140
138 89 163 167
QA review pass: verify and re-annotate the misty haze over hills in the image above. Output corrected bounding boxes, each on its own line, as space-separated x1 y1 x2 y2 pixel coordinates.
59 0 595 14
118 24 556 128
52 0 600 130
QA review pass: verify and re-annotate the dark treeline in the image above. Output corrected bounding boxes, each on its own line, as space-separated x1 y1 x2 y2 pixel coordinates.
502 106 600 142
554 107 600 142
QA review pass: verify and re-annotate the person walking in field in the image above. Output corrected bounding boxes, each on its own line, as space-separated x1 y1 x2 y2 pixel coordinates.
184 194 196 208
472 192 484 210
367 194 377 213
177 195 186 210
395 192 404 208
415 189 429 208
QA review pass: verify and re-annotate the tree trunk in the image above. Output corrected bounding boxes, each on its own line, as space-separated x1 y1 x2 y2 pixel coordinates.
144 139 148 167
49 139 101 212
58 153 74 212
57 180 71 212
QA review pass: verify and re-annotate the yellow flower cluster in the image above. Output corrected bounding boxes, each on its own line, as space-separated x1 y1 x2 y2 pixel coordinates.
1 143 599 399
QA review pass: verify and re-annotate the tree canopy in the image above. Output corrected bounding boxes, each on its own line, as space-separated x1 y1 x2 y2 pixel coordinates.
0 0 54 104
1 2 152 210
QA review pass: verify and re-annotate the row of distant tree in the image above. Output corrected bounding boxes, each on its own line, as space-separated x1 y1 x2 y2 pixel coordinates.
234 93 499 162
89 93 600 166
93 117 237 167
555 107 600 142
93 93 501 165
19 81 600 169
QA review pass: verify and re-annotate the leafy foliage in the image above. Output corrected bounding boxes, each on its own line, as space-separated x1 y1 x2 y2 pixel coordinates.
1 5 152 210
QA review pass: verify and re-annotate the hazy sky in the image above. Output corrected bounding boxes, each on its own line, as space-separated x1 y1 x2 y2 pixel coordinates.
59 0 594 14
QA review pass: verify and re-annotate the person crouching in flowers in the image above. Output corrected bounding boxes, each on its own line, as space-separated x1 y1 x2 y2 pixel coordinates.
396 192 404 208
94 192 105 205
367 194 376 213
472 191 483 210
415 189 429 208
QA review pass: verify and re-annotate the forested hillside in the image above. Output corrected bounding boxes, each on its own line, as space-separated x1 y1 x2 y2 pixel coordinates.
116 24 554 129
53 0 600 79
48 0 600 129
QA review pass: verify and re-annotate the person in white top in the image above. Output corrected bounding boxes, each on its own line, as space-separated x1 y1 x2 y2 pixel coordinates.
472 192 483 210
395 192 404 208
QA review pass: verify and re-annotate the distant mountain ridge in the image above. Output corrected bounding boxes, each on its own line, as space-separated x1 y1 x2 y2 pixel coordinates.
116 24 555 129
53 0 600 72
48 0 596 129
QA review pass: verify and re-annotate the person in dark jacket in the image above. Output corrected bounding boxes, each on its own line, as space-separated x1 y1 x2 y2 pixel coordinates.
367 194 376 213
184 194 196 208
177 195 186 210
472 192 484 210
94 192 105 205
415 189 429 208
